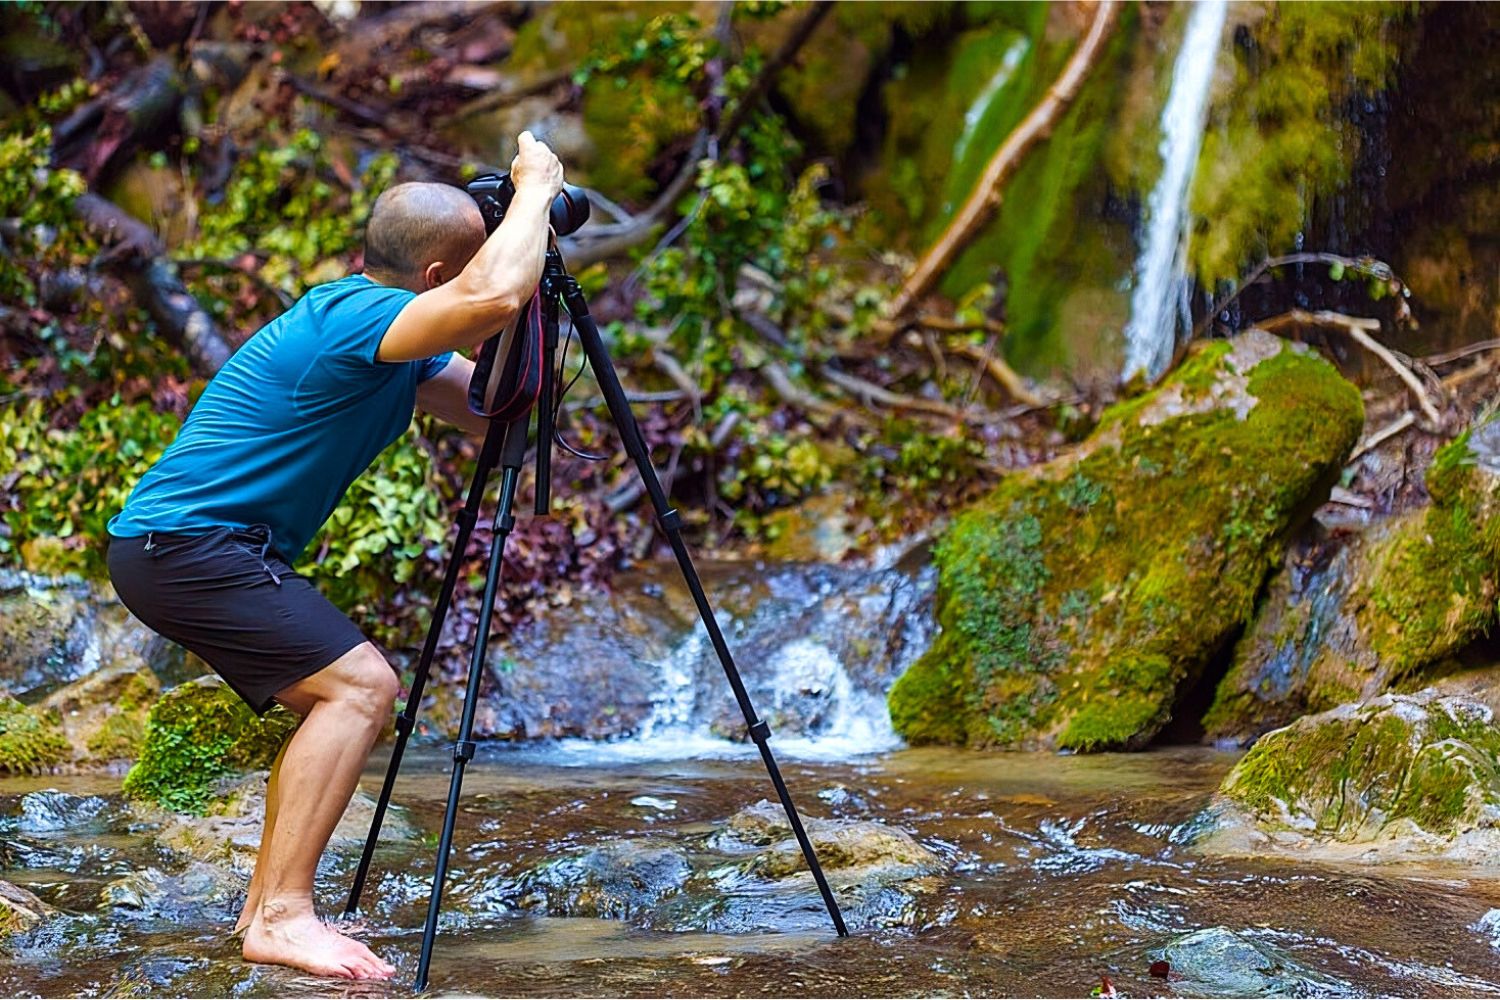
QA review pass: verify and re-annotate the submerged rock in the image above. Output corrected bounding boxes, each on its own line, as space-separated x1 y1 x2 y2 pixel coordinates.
122 676 297 815
1158 926 1349 997
0 696 69 775
100 861 243 923
1209 689 1500 861
889 332 1364 750
39 664 160 765
497 800 944 933
0 879 52 937
1206 419 1500 743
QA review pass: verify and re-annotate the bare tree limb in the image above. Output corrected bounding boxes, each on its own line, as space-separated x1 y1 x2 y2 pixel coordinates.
716 1 835 146
884 0 1122 322
947 340 1043 405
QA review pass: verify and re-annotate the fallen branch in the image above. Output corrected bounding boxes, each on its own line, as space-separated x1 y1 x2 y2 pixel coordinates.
1193 252 1416 339
947 340 1043 405
819 364 971 422
884 0 1122 321
716 1 835 146
73 192 233 375
1254 309 1443 427
1349 412 1417 461
1422 338 1500 367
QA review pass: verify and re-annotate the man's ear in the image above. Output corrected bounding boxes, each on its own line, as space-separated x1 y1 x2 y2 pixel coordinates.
423 261 447 291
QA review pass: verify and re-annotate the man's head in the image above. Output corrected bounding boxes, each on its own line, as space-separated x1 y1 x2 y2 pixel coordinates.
362 182 486 293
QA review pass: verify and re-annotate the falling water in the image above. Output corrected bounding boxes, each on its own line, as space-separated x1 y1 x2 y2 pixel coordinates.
1120 0 1229 381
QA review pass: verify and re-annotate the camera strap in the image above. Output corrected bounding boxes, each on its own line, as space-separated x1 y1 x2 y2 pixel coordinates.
467 288 543 423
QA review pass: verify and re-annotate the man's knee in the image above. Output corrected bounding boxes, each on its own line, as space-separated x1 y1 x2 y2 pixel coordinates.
335 644 400 720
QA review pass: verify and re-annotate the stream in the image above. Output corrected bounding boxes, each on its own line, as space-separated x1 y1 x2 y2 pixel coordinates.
7 741 1500 997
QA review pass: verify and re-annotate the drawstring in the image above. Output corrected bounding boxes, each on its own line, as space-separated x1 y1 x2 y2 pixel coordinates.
244 525 282 586
144 532 156 552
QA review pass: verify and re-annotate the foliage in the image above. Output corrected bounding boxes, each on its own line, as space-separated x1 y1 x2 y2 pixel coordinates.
183 129 397 296
1 398 182 576
0 127 89 306
122 677 298 815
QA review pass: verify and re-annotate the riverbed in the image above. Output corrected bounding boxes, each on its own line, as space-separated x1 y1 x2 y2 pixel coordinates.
6 742 1500 998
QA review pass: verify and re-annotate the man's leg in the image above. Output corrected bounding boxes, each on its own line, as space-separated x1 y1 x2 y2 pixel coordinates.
240 642 399 980
235 736 291 936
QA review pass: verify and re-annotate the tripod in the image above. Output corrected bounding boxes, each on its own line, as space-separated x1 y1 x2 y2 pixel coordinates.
345 247 850 990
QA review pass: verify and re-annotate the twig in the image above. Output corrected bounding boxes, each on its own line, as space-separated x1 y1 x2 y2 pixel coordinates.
1193 253 1414 339
1422 338 1500 367
818 365 969 421
761 361 843 419
1349 412 1416 461
715 2 835 145
947 340 1043 405
1255 309 1443 427
884 0 1122 322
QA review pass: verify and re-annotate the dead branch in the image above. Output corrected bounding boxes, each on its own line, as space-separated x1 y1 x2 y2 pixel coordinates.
1423 338 1500 367
716 1 835 145
73 192 233 375
1254 309 1443 427
53 57 184 182
818 365 970 422
947 340 1043 405
1193 252 1416 339
761 361 844 420
884 0 1122 322
1350 412 1417 461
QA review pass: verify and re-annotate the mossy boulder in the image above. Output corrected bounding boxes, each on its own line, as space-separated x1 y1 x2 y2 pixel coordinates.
1215 689 1500 853
0 879 53 937
0 696 69 774
39 663 160 765
1205 419 1500 743
122 676 297 815
889 331 1364 751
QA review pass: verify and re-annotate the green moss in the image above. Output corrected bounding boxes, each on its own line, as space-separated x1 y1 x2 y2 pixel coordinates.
890 334 1364 750
82 671 156 762
0 697 69 775
1223 692 1500 839
1190 2 1420 286
123 677 298 815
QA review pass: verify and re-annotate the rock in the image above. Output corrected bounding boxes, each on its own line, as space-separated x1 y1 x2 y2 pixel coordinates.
0 696 69 775
0 879 52 937
0 569 182 701
39 663 160 764
514 840 695 922
1157 927 1349 997
1206 419 1500 743
889 333 1365 750
1210 689 1500 861
100 861 242 922
122 676 297 815
716 799 942 880
15 790 116 832
146 773 418 867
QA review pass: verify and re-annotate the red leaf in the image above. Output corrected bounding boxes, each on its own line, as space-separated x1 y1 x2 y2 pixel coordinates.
1149 960 1171 979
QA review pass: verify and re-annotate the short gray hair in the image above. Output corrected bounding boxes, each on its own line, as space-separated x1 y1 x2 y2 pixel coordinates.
363 182 485 280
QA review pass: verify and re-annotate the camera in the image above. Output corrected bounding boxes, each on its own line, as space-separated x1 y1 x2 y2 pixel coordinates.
467 172 591 237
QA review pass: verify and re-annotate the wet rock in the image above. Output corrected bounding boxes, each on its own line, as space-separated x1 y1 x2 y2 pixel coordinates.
1158 927 1348 997
514 840 695 922
0 569 178 701
716 799 942 879
890 333 1365 750
0 879 53 937
122 676 297 815
100 861 242 923
15 790 116 832
39 664 160 764
1209 689 1500 861
1206 419 1500 743
0 696 69 775
146 773 418 868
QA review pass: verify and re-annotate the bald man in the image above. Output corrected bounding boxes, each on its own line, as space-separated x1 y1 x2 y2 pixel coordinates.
106 133 564 980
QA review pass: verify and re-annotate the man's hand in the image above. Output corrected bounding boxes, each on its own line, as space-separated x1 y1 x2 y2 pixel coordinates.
377 131 562 364
511 130 564 202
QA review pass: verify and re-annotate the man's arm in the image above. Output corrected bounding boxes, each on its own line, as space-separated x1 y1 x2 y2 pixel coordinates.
377 132 565 363
415 355 491 436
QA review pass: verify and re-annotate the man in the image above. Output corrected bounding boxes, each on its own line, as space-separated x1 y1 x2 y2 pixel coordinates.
107 132 564 981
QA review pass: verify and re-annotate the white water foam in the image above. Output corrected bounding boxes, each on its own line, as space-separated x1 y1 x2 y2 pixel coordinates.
1120 0 1228 381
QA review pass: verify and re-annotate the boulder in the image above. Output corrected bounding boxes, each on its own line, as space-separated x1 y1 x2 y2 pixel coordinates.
39 663 160 764
122 676 297 815
0 879 52 937
1206 419 1500 743
715 798 942 879
889 332 1364 750
1210 688 1500 862
0 569 181 701
0 696 69 774
1156 927 1349 997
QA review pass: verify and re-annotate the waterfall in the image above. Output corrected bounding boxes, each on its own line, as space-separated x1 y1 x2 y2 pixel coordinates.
1120 0 1229 382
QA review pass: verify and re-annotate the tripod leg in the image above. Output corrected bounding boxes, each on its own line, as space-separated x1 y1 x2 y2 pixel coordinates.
414 420 529 992
345 420 506 917
561 283 850 937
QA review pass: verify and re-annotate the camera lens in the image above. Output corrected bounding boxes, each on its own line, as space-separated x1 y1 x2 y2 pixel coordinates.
549 184 591 237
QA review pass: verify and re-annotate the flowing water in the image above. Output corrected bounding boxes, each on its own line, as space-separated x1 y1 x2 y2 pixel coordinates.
1120 0 1228 382
7 740 1500 998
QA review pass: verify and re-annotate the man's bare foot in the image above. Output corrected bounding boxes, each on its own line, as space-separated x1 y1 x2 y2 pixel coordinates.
242 901 395 980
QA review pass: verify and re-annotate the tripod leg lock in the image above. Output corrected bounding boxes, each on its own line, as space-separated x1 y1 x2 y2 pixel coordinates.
747 719 772 744
657 508 682 533
453 740 477 763
394 714 415 737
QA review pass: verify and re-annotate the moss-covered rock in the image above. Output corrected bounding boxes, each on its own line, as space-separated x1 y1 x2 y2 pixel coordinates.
0 696 69 774
1205 419 1500 743
122 676 297 815
889 331 1364 750
0 879 53 938
1217 689 1500 849
39 663 160 765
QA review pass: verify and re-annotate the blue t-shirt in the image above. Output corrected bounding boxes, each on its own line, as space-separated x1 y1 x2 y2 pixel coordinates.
109 274 451 563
